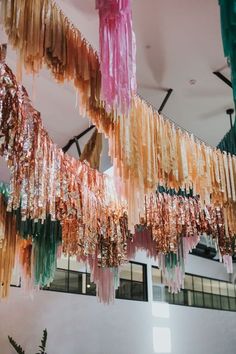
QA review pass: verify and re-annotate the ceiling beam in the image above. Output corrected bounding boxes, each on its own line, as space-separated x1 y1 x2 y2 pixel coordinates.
158 89 173 114
62 125 95 153
213 71 232 88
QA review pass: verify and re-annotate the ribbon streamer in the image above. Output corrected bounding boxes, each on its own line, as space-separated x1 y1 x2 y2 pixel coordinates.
0 194 17 298
2 0 236 230
80 128 103 170
219 0 236 103
1 54 236 301
96 0 136 113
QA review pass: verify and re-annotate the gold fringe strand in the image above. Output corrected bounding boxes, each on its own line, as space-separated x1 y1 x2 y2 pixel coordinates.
0 195 17 299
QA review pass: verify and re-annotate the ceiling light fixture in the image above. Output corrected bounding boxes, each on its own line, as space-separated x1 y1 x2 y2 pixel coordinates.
189 79 196 85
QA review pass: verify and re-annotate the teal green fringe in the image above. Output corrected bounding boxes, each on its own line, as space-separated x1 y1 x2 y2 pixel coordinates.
157 185 195 198
218 1 236 154
0 182 62 287
17 212 62 287
219 0 236 102
217 121 236 154
0 181 10 202
0 182 192 284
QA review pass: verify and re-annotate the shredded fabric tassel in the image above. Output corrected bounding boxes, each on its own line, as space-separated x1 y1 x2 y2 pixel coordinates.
96 0 136 113
223 254 233 273
80 128 103 170
0 195 18 299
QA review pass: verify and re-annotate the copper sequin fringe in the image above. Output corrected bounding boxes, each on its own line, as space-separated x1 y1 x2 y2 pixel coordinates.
0 52 236 301
1 1 236 230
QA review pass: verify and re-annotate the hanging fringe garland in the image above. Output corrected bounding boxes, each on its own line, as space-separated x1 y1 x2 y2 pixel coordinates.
1 0 236 231
96 0 136 113
158 235 200 294
0 187 62 294
0 0 104 121
217 121 236 155
218 0 236 104
0 185 235 300
110 97 236 229
0 185 235 299
80 128 103 170
218 1 236 156
0 56 132 301
17 215 62 287
16 238 33 291
1 57 236 300
0 2 236 301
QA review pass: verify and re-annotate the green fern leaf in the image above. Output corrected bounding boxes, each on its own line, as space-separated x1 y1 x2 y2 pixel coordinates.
8 336 25 354
36 329 47 354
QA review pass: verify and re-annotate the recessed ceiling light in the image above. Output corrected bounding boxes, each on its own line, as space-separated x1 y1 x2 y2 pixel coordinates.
189 79 197 85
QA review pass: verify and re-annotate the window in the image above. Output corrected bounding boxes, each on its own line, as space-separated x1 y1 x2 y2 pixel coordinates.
44 255 96 296
161 272 236 312
186 290 194 306
229 297 236 311
116 262 148 301
203 292 212 308
220 281 228 296
211 280 220 295
212 294 221 309
152 267 165 302
202 278 211 293
164 289 174 304
49 269 68 292
194 291 204 307
174 290 185 305
184 274 193 290
193 276 202 292
228 283 235 297
44 258 147 301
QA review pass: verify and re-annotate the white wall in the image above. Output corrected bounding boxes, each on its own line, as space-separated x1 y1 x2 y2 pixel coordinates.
0 253 235 354
185 254 230 281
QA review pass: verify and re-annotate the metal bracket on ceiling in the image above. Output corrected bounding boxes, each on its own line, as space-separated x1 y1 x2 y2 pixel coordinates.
62 125 96 154
63 88 174 155
213 71 234 128
74 136 82 157
158 89 173 114
226 108 234 129
213 71 232 88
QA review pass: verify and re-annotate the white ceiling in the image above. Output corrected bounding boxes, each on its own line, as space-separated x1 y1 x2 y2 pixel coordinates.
0 0 234 182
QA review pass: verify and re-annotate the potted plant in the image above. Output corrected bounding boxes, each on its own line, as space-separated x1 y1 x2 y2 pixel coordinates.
8 329 48 354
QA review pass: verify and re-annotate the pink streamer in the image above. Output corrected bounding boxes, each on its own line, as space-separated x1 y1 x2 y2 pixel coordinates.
80 229 231 303
96 0 136 114
88 253 117 304
223 254 233 274
127 228 158 260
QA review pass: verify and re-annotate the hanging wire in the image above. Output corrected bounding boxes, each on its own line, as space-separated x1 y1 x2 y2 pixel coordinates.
52 1 99 56
43 2 218 151
137 92 213 148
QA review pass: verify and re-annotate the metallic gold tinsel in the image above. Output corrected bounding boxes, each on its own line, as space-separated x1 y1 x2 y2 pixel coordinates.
1 1 236 230
0 195 17 298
